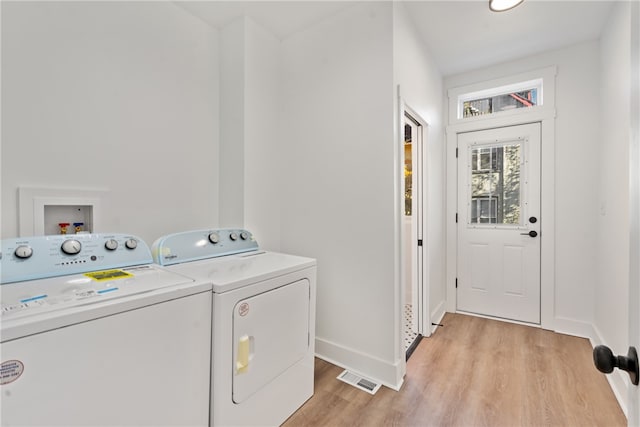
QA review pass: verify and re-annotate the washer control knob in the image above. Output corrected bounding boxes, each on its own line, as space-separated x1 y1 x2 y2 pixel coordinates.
124 239 138 250
61 239 82 255
208 232 220 244
14 245 33 259
104 239 119 251
240 231 249 241
229 232 238 241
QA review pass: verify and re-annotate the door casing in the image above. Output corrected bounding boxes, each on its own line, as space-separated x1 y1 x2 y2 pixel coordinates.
628 0 640 422
401 105 429 338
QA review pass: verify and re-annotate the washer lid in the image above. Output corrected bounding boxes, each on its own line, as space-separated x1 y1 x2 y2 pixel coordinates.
1 265 205 341
168 251 316 293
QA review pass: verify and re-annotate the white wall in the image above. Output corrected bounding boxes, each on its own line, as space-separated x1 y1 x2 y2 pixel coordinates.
218 16 282 251
279 2 401 387
219 18 245 230
444 41 602 333
595 1 631 412
1 1 219 245
393 2 446 334
244 18 282 252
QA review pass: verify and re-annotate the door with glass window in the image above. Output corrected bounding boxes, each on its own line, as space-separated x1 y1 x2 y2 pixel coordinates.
457 123 541 324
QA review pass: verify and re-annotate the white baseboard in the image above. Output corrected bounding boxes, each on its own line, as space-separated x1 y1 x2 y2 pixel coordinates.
315 336 404 391
553 317 627 417
552 316 596 339
428 300 446 336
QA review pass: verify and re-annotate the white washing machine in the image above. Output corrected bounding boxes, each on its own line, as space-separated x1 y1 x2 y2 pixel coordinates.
152 229 316 427
1 233 212 427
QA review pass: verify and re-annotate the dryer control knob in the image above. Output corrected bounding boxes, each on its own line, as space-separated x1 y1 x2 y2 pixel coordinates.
61 239 82 255
229 232 238 241
208 233 220 244
14 245 33 259
124 239 138 250
104 239 118 251
240 231 249 240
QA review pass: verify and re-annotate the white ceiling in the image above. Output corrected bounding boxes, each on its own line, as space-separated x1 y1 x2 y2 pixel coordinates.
404 1 615 76
175 0 615 76
174 1 356 40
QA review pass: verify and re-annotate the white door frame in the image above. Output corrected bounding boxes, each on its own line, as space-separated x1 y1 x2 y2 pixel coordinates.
403 110 426 337
397 90 430 356
445 67 557 330
403 104 429 337
628 1 640 423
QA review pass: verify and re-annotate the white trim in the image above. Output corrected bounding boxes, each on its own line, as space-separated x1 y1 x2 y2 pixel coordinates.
446 68 557 331
458 78 542 104
429 300 446 335
539 118 556 329
402 103 430 340
629 1 640 424
394 85 406 383
18 187 108 237
315 337 404 391
456 310 543 328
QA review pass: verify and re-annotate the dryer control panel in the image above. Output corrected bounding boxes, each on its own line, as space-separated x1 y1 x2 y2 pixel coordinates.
152 228 258 266
1 234 152 284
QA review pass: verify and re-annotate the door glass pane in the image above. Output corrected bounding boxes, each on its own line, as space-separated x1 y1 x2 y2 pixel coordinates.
469 142 522 225
462 88 538 118
404 122 412 216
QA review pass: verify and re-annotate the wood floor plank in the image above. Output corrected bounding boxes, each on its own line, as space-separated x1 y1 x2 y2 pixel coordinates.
283 313 626 427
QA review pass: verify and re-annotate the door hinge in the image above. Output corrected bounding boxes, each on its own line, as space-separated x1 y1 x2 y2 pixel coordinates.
456 147 459 158
456 278 458 288
456 213 458 223
418 239 423 247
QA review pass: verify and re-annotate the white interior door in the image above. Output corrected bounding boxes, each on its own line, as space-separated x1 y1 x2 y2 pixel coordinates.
457 123 541 324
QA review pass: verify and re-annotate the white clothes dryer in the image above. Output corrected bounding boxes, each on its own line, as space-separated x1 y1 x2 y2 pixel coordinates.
152 229 316 427
1 233 212 427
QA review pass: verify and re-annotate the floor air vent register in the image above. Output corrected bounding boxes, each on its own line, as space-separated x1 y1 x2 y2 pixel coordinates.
337 370 381 395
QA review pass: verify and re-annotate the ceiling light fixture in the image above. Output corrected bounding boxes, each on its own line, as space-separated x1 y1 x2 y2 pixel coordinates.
489 0 524 12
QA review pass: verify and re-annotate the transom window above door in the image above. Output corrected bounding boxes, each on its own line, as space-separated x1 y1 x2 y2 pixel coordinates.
447 66 556 125
458 79 542 120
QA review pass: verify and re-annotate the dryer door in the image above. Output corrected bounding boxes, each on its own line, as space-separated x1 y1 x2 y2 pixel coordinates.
232 279 310 403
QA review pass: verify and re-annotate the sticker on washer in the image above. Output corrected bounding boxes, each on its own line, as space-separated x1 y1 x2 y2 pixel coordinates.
0 360 24 385
84 269 132 281
238 302 250 317
2 297 48 316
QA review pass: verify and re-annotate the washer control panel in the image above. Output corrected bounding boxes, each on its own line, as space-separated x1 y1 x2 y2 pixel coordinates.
1 234 152 284
152 228 258 266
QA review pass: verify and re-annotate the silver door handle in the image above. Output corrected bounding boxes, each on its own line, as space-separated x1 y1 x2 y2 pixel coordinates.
520 230 538 237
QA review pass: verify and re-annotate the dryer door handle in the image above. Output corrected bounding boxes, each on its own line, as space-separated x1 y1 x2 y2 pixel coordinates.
236 335 254 374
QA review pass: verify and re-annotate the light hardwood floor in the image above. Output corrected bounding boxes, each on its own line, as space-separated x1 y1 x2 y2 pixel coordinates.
283 313 626 427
